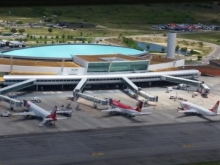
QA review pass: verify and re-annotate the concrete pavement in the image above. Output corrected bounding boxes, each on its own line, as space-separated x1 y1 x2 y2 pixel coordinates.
1 122 220 165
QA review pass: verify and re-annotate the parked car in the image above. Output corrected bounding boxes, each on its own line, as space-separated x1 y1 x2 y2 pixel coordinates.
31 97 41 103
1 111 11 117
169 95 178 99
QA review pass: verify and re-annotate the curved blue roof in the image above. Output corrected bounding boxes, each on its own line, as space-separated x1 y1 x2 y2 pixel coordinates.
0 44 144 60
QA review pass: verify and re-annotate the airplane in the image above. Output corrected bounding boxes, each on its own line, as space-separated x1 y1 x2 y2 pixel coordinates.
12 100 67 127
101 98 151 117
178 100 220 116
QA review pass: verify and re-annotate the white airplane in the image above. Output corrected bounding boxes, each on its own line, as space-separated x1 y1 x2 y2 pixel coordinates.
12 100 67 126
101 99 151 117
178 100 220 116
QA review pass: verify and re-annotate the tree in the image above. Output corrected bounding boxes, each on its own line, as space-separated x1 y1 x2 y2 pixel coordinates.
39 36 42 39
10 28 17 33
180 47 187 55
44 35 47 39
118 33 123 38
197 55 202 61
52 41 54 44
175 45 180 54
16 20 23 24
62 34 65 39
30 35 33 39
198 41 203 47
56 35 59 39
80 32 83 36
44 41 47 44
146 44 151 51
48 28 52 33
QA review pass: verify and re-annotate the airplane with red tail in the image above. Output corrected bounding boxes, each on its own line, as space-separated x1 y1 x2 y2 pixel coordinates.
101 98 151 117
12 100 67 126
178 100 220 116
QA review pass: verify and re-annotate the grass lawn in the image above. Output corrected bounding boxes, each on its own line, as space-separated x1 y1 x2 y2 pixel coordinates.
177 32 220 45
1 27 147 38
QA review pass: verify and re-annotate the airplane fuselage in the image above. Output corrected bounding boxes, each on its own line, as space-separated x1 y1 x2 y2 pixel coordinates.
25 101 50 119
180 101 217 116
110 100 138 116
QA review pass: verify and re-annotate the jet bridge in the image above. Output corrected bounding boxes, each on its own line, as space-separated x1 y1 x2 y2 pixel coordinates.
161 75 201 87
121 77 139 95
73 92 109 106
138 91 158 102
121 77 158 102
161 75 210 97
0 79 36 95
73 78 109 105
74 78 88 93
0 95 22 108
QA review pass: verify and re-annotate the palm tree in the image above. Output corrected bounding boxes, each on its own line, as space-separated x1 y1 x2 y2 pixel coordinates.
175 45 180 54
146 44 151 51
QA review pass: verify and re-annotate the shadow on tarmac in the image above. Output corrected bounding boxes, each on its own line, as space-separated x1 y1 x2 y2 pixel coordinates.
176 114 215 122
101 114 146 123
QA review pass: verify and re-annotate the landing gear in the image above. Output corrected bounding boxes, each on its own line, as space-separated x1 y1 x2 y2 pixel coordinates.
93 103 97 109
49 121 55 125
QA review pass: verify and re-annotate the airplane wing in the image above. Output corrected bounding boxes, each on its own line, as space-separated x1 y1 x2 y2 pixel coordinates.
56 110 72 114
101 108 122 113
56 117 67 120
178 109 197 113
12 111 37 116
39 118 53 127
48 110 72 114
130 111 152 116
38 117 67 127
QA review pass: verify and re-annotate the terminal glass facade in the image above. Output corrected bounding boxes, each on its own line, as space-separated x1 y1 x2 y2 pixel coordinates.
87 60 149 73
109 61 149 72
87 63 109 72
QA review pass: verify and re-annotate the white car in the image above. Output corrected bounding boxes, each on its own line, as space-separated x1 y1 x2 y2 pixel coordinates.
1 111 11 117
169 95 178 99
31 97 41 103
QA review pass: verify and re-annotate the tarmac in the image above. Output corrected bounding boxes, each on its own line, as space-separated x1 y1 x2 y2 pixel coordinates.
0 76 219 164
1 122 220 165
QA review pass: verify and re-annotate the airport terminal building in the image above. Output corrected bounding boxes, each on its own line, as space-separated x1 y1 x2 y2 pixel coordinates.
0 44 201 93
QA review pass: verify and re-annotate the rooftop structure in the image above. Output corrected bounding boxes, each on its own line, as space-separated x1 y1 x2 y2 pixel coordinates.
140 55 176 64
0 44 144 60
76 54 143 62
0 58 81 67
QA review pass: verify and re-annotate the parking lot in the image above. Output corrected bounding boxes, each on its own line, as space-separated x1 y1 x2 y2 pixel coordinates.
0 76 219 136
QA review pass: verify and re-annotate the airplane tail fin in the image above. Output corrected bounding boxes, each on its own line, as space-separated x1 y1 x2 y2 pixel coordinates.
108 98 113 105
50 106 57 120
210 101 219 114
136 100 144 112
23 100 30 109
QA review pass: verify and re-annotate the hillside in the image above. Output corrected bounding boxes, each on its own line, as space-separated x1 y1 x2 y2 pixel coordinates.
0 3 220 29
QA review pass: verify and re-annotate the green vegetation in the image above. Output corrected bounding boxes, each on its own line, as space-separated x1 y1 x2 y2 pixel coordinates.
122 37 143 50
190 49 200 55
178 32 220 45
197 55 202 60
0 3 220 30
